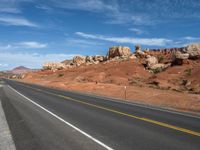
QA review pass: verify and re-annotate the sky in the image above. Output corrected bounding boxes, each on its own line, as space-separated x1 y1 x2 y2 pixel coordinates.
0 0 200 70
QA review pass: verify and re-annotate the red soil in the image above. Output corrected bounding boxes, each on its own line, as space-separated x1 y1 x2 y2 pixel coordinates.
21 59 200 114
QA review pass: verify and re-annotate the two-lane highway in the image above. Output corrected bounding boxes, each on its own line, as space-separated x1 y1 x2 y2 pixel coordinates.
1 79 200 150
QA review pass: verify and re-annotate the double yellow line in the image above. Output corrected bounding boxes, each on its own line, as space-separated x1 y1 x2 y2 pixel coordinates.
18 82 200 137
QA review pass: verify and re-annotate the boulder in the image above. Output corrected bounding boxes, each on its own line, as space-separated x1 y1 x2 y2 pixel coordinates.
150 63 171 70
107 46 131 59
135 45 142 53
85 56 94 63
43 62 66 71
186 43 200 58
172 51 189 65
144 55 158 68
73 56 86 66
93 55 104 62
173 51 189 60
61 60 73 65
129 54 137 59
149 63 171 73
134 45 145 58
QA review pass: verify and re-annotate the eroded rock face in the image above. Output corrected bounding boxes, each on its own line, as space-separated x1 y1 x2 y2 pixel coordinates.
107 46 131 59
73 56 86 66
186 43 200 59
43 62 66 71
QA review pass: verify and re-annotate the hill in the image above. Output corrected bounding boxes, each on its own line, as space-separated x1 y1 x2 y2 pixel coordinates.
9 66 32 74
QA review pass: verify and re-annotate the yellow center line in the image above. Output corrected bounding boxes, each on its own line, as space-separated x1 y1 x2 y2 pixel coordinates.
18 83 200 137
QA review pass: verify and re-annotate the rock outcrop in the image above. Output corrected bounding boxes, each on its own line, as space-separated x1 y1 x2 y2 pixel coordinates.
185 43 200 59
43 62 66 71
144 55 158 68
73 56 86 66
134 45 145 58
172 51 189 65
93 55 105 62
107 46 131 59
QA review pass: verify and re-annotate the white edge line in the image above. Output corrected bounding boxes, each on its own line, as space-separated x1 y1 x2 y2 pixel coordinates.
8 85 113 150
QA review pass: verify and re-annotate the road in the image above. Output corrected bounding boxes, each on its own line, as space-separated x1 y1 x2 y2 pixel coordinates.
0 78 200 150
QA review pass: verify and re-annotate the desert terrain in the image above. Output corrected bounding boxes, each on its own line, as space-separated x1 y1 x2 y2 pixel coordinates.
17 44 200 114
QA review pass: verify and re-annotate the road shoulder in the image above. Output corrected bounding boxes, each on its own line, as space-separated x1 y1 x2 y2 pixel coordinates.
0 97 16 150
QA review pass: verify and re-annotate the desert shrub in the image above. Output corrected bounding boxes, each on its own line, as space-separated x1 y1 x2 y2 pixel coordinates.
58 73 64 77
184 68 192 76
157 55 164 63
189 90 200 94
150 67 163 74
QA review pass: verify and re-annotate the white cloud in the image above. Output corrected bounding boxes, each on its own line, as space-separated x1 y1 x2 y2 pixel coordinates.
0 41 47 50
0 52 77 70
0 63 8 67
0 0 33 14
66 39 103 46
129 28 144 35
75 32 172 46
0 0 21 13
47 0 148 25
49 0 117 13
0 8 20 13
17 41 47 48
183 36 200 41
0 16 38 27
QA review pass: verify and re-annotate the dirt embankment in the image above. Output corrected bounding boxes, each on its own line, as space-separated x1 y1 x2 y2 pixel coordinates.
21 59 200 115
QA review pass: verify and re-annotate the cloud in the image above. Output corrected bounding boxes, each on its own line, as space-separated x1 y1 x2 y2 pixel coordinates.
0 41 47 50
17 41 47 48
0 0 33 14
0 0 21 14
49 0 117 12
183 36 200 41
0 16 38 27
75 32 172 46
66 38 103 46
0 52 77 70
0 44 12 50
0 8 20 14
35 5 53 12
129 28 145 35
0 63 8 67
45 0 149 25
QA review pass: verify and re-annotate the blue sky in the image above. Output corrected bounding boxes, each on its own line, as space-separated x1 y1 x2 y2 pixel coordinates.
0 0 200 70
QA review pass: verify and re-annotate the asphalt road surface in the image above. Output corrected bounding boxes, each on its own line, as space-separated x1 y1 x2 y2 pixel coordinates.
0 78 200 150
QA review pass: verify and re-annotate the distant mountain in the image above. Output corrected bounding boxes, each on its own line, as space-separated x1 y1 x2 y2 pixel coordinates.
10 66 32 74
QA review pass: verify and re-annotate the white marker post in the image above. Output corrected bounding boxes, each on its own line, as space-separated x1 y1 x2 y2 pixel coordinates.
124 86 127 100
